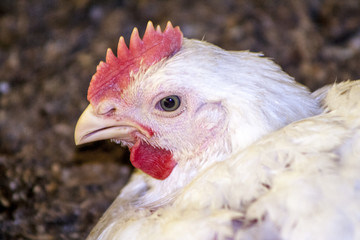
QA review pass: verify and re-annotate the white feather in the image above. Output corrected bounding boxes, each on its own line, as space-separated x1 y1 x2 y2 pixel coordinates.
86 38 360 239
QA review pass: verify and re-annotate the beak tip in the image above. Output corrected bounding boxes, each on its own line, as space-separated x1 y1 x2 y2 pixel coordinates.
74 131 90 145
74 136 81 146
73 104 138 147
74 104 93 146
74 130 83 146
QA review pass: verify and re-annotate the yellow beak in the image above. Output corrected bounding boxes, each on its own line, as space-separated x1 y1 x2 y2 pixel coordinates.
74 105 138 145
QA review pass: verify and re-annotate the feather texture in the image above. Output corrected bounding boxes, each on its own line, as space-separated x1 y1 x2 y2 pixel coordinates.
74 23 360 240
87 80 360 240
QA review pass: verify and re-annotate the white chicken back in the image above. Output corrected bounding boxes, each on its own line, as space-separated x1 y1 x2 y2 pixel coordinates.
74 22 360 240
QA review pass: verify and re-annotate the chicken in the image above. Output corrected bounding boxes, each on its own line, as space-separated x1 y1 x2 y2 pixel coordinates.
74 21 360 239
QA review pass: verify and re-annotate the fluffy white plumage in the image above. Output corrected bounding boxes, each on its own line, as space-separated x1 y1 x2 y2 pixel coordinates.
75 36 360 239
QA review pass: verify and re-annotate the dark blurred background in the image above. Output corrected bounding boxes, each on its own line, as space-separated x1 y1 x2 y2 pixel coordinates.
1 0 359 239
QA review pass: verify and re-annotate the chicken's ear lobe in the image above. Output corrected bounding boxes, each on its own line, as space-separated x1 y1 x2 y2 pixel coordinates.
194 102 227 134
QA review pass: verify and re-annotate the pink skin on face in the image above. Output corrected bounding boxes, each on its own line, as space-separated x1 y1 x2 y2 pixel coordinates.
86 22 182 180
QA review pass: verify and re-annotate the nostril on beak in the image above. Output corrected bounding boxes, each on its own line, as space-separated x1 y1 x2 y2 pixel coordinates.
103 108 116 116
96 102 117 116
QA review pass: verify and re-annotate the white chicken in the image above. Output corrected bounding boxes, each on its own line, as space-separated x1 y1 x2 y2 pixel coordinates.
74 21 360 240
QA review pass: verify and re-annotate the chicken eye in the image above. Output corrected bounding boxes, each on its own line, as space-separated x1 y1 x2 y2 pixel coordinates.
159 95 181 112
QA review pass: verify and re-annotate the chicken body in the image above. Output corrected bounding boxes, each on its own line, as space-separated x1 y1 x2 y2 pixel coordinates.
75 22 360 239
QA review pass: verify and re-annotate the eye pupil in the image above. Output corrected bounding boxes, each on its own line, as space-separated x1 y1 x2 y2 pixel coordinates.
159 95 180 112
163 98 175 108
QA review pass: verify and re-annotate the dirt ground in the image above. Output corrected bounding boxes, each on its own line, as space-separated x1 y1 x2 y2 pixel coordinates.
1 0 360 239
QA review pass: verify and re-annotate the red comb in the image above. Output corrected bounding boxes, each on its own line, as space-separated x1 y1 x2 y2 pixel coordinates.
87 21 183 105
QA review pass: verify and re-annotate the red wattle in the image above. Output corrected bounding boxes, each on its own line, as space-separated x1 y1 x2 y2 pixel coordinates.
130 140 177 180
